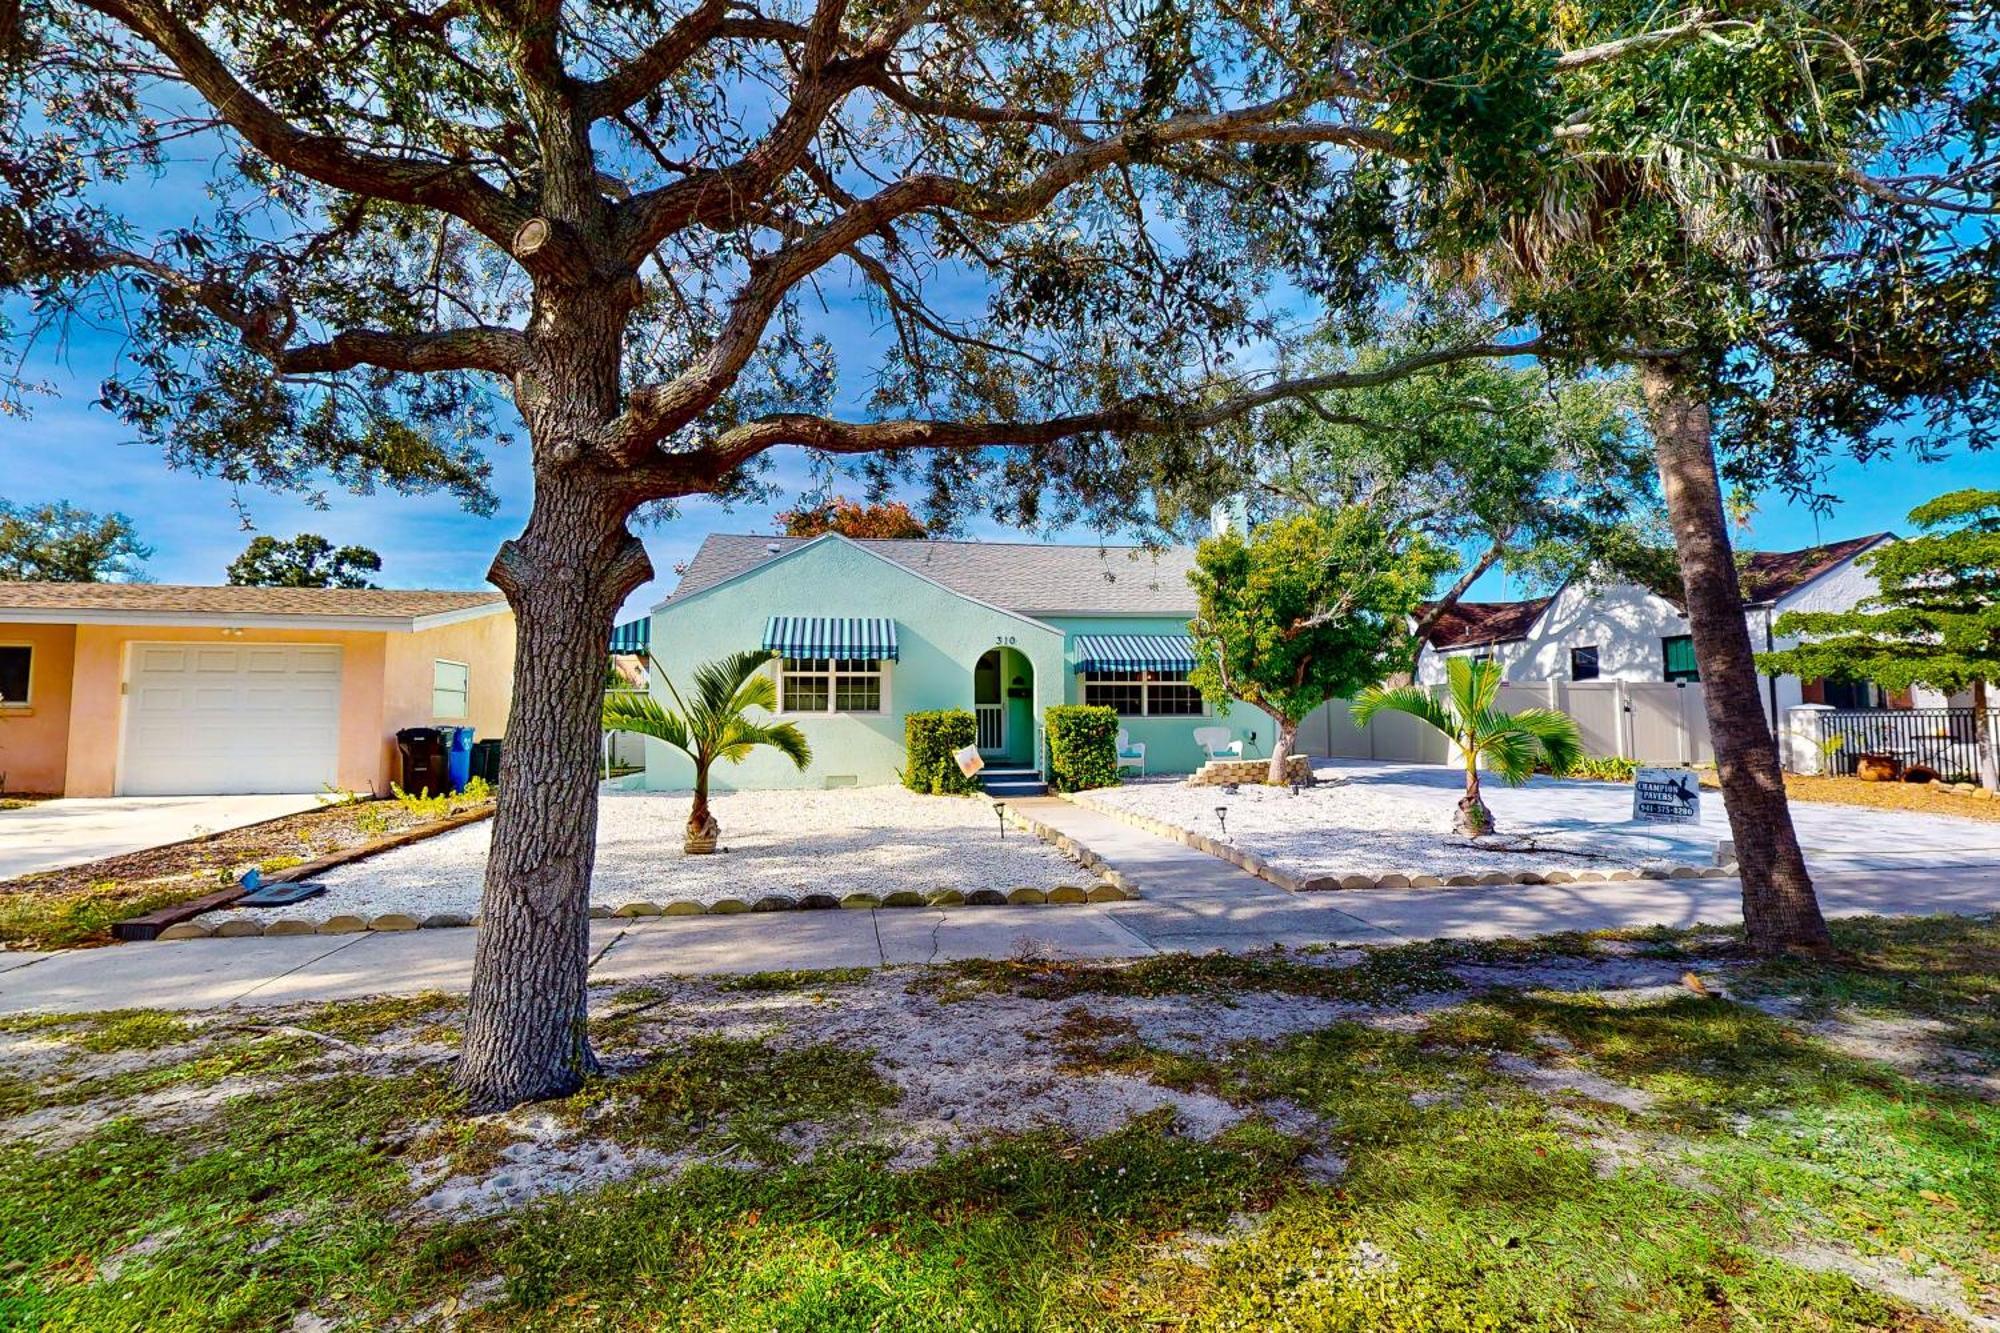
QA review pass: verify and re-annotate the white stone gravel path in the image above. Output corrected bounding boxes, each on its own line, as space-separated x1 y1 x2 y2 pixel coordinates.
201 788 1081 926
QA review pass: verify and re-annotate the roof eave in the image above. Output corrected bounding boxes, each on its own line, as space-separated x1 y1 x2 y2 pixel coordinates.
0 603 506 633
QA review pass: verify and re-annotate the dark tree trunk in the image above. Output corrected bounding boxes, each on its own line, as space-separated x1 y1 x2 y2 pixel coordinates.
1267 715 1299 784
454 469 652 1111
1640 359 1833 957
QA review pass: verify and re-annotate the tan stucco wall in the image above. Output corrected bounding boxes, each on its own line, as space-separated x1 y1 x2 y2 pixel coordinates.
381 611 516 781
61 625 389 798
31 611 513 797
0 622 78 795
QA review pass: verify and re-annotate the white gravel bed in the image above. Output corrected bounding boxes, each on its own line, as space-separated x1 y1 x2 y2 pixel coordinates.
199 787 1080 926
1079 767 1691 881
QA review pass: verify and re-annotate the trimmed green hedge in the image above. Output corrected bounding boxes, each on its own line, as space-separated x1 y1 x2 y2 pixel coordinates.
1046 704 1121 793
903 709 980 795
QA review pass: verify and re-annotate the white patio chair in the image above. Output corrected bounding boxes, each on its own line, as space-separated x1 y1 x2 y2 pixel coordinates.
1115 728 1146 776
1193 726 1244 760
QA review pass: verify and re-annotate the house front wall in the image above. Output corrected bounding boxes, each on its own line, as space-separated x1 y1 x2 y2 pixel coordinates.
60 625 390 797
0 622 78 795
1044 613 1278 776
382 611 517 784
646 540 1065 790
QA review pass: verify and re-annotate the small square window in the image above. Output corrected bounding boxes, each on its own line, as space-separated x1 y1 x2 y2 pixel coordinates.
0 646 29 704
1570 645 1600 681
432 660 470 718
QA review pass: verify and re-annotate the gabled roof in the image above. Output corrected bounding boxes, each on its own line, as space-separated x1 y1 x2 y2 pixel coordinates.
664 534 1199 615
0 582 506 631
1739 533 1891 605
1418 596 1556 650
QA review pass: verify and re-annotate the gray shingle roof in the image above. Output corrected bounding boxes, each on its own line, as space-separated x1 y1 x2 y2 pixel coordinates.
0 583 505 622
666 535 1198 615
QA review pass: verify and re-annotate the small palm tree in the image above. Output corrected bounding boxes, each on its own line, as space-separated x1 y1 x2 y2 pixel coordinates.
602 649 811 853
1351 658 1582 837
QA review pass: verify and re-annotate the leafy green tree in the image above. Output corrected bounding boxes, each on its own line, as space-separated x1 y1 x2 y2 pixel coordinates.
226 534 383 589
1366 2 1999 957
0 500 150 581
1353 658 1583 836
1189 508 1449 783
601 651 809 855
1164 332 1657 650
1759 489 2000 791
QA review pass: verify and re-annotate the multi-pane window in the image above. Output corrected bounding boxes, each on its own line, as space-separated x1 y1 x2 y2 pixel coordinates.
432 660 470 718
1082 668 1206 717
779 657 885 714
1570 645 1601 681
0 645 29 704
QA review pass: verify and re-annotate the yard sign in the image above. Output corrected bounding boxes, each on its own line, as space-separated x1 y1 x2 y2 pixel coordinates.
1632 769 1701 825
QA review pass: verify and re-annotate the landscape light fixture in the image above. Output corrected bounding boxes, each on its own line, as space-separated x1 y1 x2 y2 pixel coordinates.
994 801 1007 840
1214 806 1229 839
1289 780 1302 797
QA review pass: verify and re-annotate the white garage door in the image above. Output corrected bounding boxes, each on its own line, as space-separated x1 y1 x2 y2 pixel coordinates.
121 643 343 795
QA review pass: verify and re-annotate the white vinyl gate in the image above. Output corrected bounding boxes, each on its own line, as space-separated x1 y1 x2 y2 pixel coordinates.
1299 679 1713 767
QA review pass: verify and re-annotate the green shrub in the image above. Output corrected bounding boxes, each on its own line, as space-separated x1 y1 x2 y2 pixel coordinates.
903 709 980 795
1046 705 1121 792
1565 754 1639 783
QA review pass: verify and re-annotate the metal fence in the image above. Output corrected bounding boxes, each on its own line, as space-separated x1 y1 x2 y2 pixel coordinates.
1819 708 1985 782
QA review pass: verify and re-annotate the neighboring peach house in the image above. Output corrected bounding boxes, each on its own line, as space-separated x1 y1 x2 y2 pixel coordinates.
0 584 514 798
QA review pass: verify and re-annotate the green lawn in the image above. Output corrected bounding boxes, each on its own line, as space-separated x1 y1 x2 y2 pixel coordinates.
1 916 1994 1330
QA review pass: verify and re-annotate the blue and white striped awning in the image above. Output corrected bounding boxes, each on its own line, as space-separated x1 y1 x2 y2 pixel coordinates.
762 616 899 662
609 617 651 654
1073 633 1199 672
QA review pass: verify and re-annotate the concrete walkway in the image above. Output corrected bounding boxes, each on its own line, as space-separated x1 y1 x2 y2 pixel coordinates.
3 795 1998 1015
0 794 323 879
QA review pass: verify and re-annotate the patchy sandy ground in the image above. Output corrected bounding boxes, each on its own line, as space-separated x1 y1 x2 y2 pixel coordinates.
201 788 1082 925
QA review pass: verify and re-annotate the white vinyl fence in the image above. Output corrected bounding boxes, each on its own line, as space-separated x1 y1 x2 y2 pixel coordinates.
1298 679 1713 768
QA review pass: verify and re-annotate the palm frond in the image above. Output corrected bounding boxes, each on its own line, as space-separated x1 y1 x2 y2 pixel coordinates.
1507 707 1585 776
1445 656 1501 721
691 650 778 720
720 718 812 771
1478 724 1544 786
601 691 693 760
1352 685 1457 737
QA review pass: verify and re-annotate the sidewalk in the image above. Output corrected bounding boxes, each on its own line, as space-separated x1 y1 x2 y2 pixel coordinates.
3 796 1997 1015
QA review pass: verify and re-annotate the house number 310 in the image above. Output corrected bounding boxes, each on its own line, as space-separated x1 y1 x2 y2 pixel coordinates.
994 635 1016 645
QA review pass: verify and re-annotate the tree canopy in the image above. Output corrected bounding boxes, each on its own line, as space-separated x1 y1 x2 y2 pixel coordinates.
226 533 384 588
0 500 150 582
776 497 927 540
1189 507 1448 781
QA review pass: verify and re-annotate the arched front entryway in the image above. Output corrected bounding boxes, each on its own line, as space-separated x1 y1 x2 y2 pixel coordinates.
973 646 1036 766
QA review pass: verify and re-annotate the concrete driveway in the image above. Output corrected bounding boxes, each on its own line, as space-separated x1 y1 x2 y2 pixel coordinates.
0 794 324 879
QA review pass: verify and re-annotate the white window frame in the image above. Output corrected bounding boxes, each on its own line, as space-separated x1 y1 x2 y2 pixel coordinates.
775 657 890 716
0 642 32 709
1081 668 1208 718
432 658 471 720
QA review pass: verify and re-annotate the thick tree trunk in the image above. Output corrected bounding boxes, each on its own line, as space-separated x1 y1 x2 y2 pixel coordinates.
1640 359 1832 957
1267 715 1299 784
454 470 652 1111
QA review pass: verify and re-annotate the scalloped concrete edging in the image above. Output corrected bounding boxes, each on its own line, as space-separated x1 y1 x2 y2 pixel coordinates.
1059 790 1736 894
150 880 1133 941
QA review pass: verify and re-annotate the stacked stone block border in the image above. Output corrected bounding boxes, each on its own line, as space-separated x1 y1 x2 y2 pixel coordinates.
152 794 1136 942
1186 755 1314 787
1061 790 1737 893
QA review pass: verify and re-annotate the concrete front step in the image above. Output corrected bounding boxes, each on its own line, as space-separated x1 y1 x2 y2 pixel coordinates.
979 767 1048 797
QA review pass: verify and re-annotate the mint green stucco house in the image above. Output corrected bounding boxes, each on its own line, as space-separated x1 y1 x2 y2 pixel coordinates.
641 533 1276 790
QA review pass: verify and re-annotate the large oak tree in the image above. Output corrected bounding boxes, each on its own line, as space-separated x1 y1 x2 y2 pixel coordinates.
5 0 1986 1103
